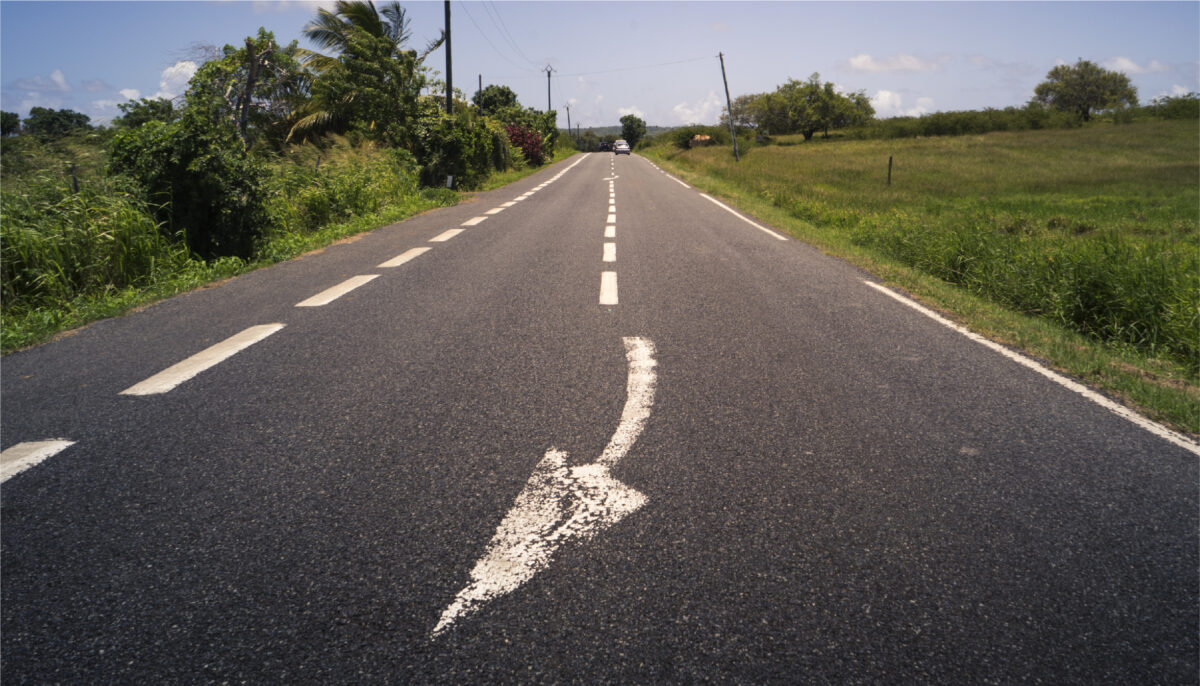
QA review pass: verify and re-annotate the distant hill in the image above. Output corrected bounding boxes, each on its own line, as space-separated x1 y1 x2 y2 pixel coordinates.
562 125 675 137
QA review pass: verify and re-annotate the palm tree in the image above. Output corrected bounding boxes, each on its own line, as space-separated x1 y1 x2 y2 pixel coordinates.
288 1 442 142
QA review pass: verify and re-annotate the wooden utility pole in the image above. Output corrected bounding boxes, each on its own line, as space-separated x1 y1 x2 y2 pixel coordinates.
718 52 739 161
564 104 571 135
444 0 453 113
478 74 482 101
543 65 555 111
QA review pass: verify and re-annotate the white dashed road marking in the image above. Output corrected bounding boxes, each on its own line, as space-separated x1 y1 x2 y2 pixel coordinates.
462 216 488 226
121 323 286 395
296 275 379 307
378 247 431 268
600 271 618 305
603 242 616 262
1 440 75 483
429 229 464 242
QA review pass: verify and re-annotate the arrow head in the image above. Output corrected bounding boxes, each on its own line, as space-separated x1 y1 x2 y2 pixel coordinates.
432 449 646 637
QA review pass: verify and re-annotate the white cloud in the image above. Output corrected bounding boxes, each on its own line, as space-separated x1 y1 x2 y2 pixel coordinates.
13 69 72 93
871 90 934 118
672 90 721 124
847 53 942 73
153 60 197 100
120 88 141 101
618 105 645 118
1104 56 1169 74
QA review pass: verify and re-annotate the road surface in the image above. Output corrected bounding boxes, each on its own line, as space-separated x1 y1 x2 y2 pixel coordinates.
3 152 1196 683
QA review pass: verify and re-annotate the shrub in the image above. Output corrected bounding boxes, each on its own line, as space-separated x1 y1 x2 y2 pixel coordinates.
503 123 545 166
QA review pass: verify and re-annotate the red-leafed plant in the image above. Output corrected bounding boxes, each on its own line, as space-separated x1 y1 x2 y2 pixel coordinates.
504 123 545 166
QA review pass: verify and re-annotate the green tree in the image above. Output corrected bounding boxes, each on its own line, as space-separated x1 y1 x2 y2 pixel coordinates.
472 84 519 117
113 98 178 128
23 107 91 140
292 1 441 145
620 113 647 148
1 111 19 136
1033 59 1138 121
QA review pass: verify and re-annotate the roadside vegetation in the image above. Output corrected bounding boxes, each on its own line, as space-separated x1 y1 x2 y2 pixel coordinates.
1 1 571 353
642 115 1199 432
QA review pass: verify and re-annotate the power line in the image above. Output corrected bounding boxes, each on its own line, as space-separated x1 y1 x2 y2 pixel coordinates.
559 55 713 78
457 0 537 73
483 1 539 69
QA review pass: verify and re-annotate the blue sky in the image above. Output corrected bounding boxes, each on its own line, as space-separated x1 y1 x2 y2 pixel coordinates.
2 1 1197 127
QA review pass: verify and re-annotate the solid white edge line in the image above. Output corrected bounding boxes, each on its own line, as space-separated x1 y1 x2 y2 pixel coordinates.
1 440 75 483
295 274 379 307
462 216 488 226
603 242 616 262
863 281 1200 457
378 246 431 268
700 193 787 241
600 272 618 305
671 176 690 189
429 228 464 242
120 323 286 395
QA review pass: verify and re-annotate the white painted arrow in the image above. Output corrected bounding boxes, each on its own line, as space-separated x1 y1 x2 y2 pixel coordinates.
432 336 656 637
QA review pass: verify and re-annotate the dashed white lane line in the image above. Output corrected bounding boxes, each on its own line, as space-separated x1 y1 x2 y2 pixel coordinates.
485 207 505 215
603 242 616 262
120 323 286 396
600 271 618 305
296 275 380 307
606 213 616 224
605 225 616 238
501 201 516 208
864 281 1200 457
1 440 75 483
378 247 431 268
462 216 488 226
699 193 787 241
670 177 690 189
429 229 464 242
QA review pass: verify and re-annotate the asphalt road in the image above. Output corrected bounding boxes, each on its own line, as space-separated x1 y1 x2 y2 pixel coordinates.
3 152 1196 684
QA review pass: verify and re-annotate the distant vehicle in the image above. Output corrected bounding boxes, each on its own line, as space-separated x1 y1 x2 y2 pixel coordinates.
599 142 612 152
613 140 631 155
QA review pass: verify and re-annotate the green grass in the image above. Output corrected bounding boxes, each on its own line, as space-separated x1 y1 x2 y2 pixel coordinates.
642 120 1200 434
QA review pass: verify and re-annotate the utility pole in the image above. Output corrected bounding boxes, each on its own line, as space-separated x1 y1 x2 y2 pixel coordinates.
444 0 453 113
564 104 571 135
543 65 555 111
718 52 739 162
478 74 482 102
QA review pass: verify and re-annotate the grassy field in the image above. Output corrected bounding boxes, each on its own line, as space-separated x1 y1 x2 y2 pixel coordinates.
643 120 1199 433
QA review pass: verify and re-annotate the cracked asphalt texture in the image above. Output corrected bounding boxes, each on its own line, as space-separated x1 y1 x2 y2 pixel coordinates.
3 152 1196 684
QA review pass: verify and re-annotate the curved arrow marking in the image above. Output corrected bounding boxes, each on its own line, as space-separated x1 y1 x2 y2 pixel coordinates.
432 337 656 637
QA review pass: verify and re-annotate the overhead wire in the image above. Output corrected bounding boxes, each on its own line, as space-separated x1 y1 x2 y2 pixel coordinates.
457 0 539 73
482 1 540 69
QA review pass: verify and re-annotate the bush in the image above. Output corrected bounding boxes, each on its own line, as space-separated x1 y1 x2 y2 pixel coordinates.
108 114 269 260
413 103 511 189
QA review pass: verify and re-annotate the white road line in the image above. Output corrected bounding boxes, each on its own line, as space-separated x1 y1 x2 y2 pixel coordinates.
429 229 464 242
378 247 431 268
485 207 505 215
501 201 516 207
605 225 616 238
462 216 488 226
603 242 616 262
606 213 616 223
863 281 1200 457
120 323 285 396
597 337 657 466
670 177 690 189
296 274 379 307
600 271 618 305
1 440 75 483
700 193 787 241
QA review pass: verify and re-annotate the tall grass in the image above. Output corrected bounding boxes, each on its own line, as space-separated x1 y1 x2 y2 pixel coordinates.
647 120 1199 373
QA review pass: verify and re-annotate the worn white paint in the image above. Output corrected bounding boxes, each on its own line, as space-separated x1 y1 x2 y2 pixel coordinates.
378 247 430 268
120 324 285 395
1 440 75 483
296 275 379 307
431 337 656 637
863 282 1200 457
